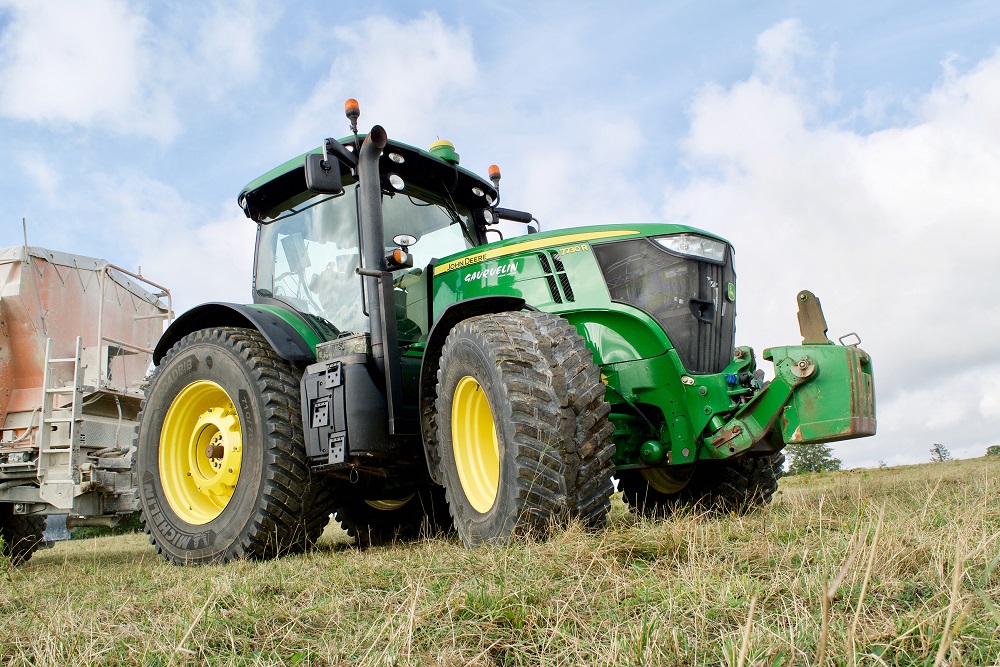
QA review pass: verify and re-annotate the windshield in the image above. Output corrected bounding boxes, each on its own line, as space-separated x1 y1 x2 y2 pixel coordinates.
382 189 474 269
255 182 477 334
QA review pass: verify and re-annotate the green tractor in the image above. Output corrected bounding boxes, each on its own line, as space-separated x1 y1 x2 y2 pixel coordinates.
136 100 876 563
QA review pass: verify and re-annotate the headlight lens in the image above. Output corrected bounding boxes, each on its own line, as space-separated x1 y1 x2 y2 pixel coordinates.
653 234 727 264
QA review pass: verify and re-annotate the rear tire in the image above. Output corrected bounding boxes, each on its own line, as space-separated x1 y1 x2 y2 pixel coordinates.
333 485 452 547
620 452 785 516
0 506 45 566
136 327 337 564
434 311 614 546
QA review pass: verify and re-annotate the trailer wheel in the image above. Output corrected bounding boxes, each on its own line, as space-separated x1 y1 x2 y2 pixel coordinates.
620 452 785 516
0 506 45 566
434 311 614 546
136 327 333 564
333 485 452 547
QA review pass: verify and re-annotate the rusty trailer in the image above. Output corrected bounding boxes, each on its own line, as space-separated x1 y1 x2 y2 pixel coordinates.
0 244 170 562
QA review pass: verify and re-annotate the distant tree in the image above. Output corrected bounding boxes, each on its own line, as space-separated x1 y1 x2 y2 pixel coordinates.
986 445 1000 457
786 442 842 475
929 443 953 462
878 460 888 469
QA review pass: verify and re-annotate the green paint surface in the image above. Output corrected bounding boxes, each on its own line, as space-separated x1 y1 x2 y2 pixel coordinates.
248 304 325 354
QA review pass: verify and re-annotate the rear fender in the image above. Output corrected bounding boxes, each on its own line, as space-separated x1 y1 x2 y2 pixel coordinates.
153 303 319 365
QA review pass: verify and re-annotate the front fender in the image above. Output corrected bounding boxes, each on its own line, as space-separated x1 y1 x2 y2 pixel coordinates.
153 303 320 365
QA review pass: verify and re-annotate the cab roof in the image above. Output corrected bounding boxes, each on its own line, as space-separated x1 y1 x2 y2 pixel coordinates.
238 135 498 222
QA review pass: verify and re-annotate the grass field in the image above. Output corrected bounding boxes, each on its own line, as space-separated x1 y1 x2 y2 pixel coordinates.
2 457 998 666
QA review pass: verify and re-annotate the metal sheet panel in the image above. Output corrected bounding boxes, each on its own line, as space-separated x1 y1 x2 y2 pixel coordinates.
0 246 170 427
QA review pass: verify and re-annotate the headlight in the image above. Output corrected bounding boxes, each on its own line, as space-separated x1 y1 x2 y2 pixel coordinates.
653 233 727 264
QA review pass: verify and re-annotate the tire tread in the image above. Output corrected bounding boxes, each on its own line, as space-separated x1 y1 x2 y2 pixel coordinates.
0 507 45 566
138 327 337 564
620 451 785 517
435 311 614 544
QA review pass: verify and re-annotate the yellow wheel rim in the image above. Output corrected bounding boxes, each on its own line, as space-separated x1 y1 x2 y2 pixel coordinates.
364 495 415 511
159 380 243 525
642 465 694 494
452 376 500 513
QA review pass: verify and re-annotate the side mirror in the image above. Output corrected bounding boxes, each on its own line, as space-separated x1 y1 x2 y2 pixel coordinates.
304 153 343 194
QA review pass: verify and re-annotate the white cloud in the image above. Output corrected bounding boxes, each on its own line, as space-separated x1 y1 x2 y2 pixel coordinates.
83 173 256 315
0 0 278 139
192 0 276 100
664 24 1000 465
874 363 1000 464
754 19 813 89
286 13 478 151
17 151 59 196
511 112 656 231
0 0 177 139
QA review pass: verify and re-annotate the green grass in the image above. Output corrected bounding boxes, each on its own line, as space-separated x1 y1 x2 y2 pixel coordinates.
2 458 999 666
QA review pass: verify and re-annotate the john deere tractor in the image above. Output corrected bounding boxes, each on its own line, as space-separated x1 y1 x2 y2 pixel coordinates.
136 100 876 563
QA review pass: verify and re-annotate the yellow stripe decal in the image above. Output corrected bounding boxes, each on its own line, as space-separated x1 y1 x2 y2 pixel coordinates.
434 230 640 275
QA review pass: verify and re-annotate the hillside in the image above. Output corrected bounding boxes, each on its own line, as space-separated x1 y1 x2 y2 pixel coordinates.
2 457 998 666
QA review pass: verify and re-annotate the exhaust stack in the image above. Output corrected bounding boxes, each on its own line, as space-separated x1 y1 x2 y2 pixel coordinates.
356 125 410 433
357 125 389 371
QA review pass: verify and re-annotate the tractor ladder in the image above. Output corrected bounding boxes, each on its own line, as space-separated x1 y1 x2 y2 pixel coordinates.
36 336 85 510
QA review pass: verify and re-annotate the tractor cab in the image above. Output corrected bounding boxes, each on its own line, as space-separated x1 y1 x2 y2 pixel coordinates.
241 135 500 349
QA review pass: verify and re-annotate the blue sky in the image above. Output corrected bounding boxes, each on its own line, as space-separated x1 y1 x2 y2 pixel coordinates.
2 1 999 467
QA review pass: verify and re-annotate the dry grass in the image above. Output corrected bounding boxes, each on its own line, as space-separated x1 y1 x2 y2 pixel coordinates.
2 457 999 666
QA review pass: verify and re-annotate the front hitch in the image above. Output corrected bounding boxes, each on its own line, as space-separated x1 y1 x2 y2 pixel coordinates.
704 290 876 458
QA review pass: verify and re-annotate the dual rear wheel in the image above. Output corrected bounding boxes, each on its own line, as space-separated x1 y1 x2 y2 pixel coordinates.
0 505 45 566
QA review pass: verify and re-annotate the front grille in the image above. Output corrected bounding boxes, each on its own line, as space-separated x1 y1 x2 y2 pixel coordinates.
593 238 736 374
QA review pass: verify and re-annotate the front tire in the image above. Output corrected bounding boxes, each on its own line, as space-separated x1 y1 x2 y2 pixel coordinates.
434 311 614 546
620 452 785 516
136 327 333 564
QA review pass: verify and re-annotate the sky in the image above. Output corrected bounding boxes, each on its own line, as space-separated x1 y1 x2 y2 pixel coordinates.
1 0 999 467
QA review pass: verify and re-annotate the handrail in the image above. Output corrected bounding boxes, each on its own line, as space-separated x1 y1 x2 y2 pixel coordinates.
95 262 174 392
